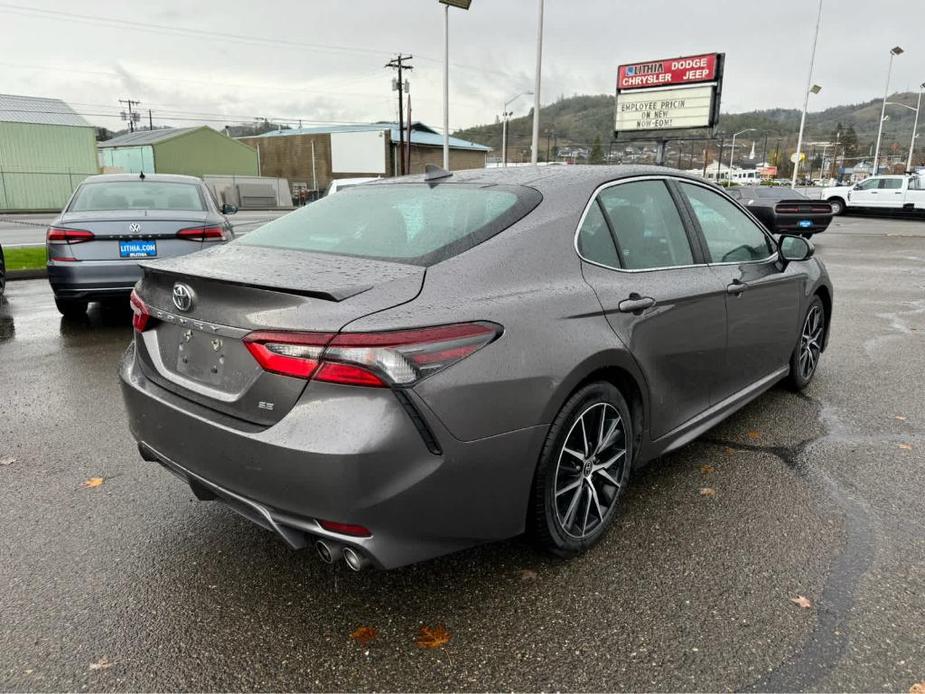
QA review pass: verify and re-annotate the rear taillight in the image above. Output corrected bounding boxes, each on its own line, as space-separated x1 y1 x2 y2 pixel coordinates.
177 225 225 242
47 227 94 244
130 289 152 332
243 322 501 387
775 205 801 214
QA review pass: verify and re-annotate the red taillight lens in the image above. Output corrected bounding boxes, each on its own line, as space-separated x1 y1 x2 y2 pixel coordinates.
130 289 152 332
318 519 372 537
775 205 801 214
242 322 501 386
243 331 334 378
177 225 225 242
47 227 94 244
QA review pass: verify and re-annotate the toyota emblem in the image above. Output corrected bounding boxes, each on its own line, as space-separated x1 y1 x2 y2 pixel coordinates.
172 283 194 312
129 223 141 233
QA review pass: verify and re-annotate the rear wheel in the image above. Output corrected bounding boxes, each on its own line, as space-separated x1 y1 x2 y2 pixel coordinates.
828 197 845 215
0 248 6 296
531 382 632 557
55 297 88 318
787 295 825 390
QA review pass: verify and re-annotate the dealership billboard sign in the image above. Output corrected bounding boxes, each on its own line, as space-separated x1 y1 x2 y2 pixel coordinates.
615 53 724 136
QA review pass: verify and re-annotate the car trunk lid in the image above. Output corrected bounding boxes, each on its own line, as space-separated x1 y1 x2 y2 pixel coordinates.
132 244 425 425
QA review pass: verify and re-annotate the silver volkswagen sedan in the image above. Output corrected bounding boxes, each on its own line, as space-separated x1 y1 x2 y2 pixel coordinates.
120 166 832 570
47 173 236 317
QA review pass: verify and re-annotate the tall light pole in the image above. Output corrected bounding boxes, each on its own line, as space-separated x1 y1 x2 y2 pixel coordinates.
438 0 472 170
873 46 904 175
729 128 756 176
907 83 924 172
501 91 532 167
792 0 824 189
530 0 544 164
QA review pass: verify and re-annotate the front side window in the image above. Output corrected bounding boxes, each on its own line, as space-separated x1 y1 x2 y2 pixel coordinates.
857 178 880 190
597 180 694 270
238 183 540 265
679 182 774 263
70 181 206 212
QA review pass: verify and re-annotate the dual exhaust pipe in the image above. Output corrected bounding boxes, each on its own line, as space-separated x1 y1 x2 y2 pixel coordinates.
315 539 371 571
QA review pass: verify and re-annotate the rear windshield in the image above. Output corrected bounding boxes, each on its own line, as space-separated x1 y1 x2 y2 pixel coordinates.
238 183 542 265
70 181 206 212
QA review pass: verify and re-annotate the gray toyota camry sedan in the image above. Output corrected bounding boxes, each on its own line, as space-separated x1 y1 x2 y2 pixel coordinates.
120 165 833 570
48 173 235 317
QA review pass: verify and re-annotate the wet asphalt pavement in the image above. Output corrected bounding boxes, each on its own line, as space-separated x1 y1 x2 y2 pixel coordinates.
1 215 923 692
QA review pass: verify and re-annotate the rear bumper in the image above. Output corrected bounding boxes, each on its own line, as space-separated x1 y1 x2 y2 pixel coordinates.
119 343 545 568
48 260 141 298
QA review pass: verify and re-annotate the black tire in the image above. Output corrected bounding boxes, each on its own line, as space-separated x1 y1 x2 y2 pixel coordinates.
530 381 632 557
828 197 845 215
0 248 5 297
786 295 825 391
55 297 88 319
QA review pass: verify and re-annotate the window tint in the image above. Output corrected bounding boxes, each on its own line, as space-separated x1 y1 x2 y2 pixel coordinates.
70 181 206 211
597 181 693 270
239 183 541 265
577 201 620 267
880 178 903 189
679 182 774 263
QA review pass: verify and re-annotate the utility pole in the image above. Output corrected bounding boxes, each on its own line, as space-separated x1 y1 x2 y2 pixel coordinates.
530 0 544 164
792 0 824 188
119 99 141 133
386 54 413 176
148 109 153 130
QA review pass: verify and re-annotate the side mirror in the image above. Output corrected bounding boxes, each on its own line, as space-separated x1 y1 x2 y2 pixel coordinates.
779 235 814 263
221 203 238 215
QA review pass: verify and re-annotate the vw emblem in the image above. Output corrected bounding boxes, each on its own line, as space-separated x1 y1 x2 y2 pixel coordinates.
129 223 141 233
172 283 194 312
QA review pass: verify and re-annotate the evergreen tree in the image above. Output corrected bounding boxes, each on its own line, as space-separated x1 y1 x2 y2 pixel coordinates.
590 135 604 164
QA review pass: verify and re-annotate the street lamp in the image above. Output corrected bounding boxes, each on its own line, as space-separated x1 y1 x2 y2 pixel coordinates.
906 83 924 171
729 128 756 176
791 0 824 189
502 91 533 167
438 0 472 170
873 45 904 175
530 0 544 164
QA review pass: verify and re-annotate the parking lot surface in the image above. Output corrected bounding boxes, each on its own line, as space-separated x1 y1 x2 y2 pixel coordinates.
1 214 923 692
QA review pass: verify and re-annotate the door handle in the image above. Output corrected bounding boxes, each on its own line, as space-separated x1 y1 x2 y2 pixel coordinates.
726 279 748 295
618 294 656 314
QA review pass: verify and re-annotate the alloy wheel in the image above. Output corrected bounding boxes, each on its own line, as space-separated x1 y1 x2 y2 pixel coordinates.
553 402 627 539
799 305 824 381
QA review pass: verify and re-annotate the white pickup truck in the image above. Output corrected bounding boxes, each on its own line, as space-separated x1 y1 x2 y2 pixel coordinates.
822 174 925 215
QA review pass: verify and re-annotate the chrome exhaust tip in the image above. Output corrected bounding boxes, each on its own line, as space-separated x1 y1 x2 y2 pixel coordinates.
315 539 343 564
343 546 371 572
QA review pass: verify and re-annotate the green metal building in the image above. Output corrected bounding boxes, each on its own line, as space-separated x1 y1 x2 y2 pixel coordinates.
98 126 259 178
0 93 100 212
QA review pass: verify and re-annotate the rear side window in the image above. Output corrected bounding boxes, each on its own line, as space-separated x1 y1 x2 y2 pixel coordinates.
70 181 206 211
577 201 620 267
597 181 694 270
880 178 903 189
679 182 774 263
238 183 541 266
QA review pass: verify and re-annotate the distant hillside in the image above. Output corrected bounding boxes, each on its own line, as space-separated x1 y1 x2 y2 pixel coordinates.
454 91 922 166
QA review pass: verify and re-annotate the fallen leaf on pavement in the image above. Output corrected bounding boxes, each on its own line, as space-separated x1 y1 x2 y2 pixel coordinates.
894 416 907 422
80 477 105 489
908 681 925 694
723 447 735 456
520 569 538 581
898 443 913 450
415 624 451 649
790 595 812 609
699 487 716 497
89 657 114 671
746 431 762 441
0 456 15 466
700 464 716 475
350 626 378 646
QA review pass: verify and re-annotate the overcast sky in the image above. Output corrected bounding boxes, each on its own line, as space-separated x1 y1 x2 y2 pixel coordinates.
1 0 923 134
